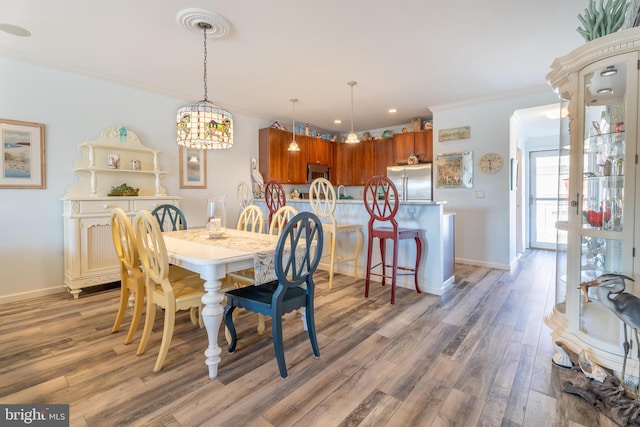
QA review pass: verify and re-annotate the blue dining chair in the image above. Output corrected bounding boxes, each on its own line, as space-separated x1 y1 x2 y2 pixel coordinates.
223 211 324 378
151 204 187 232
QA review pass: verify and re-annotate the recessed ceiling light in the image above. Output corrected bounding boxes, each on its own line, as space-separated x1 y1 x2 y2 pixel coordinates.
334 119 342 124
388 108 397 113
0 23 31 37
597 88 613 94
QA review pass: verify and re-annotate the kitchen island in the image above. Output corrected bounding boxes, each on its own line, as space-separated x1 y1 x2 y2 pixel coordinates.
254 198 455 296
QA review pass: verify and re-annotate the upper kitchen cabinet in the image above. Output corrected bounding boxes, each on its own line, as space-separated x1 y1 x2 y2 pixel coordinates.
305 135 334 167
373 137 393 176
259 127 307 184
392 129 433 164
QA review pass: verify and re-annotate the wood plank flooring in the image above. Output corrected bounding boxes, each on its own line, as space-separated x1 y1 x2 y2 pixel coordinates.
0 250 618 426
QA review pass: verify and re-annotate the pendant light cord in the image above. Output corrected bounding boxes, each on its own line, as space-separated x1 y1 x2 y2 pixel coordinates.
201 23 209 102
350 84 354 133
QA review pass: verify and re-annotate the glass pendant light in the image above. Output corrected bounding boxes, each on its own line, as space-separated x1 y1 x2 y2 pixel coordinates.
288 98 300 152
176 22 233 150
345 81 360 144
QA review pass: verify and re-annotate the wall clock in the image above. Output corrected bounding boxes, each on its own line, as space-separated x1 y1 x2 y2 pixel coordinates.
479 152 503 174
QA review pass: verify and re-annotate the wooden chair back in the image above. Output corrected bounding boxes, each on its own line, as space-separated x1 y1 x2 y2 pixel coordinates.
363 175 400 230
151 204 187 232
269 205 298 236
309 177 337 225
237 204 264 234
264 180 286 224
237 181 254 209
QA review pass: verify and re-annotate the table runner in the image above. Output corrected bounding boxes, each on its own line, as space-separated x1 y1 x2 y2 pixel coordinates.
165 229 282 284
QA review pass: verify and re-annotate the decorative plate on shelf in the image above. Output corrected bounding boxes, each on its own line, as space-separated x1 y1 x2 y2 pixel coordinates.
407 154 419 165
382 130 393 138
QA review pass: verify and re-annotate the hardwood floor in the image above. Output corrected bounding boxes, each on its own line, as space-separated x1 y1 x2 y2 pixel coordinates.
0 250 617 426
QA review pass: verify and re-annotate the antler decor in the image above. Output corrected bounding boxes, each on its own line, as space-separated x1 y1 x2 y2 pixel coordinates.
577 0 629 42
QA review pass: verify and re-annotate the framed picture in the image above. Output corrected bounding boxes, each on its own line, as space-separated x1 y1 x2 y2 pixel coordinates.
435 151 473 188
438 126 470 142
0 119 45 189
179 146 207 189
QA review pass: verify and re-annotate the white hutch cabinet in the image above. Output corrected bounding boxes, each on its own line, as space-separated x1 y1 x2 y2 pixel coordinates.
63 126 180 298
546 28 640 379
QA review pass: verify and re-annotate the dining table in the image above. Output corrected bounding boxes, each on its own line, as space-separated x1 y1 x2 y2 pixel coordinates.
162 227 280 379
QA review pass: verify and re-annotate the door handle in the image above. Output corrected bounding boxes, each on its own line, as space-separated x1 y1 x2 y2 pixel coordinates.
570 193 579 214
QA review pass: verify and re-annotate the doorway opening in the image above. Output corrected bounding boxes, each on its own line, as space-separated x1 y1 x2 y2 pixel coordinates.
529 149 566 249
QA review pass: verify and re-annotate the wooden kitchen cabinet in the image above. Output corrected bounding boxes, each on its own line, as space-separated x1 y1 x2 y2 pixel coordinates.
373 137 393 176
305 135 333 167
333 142 353 185
259 127 307 184
415 129 433 162
334 141 374 185
392 129 433 164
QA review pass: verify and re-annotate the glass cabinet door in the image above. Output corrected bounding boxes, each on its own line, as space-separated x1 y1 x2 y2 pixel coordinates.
555 98 570 315
571 53 638 346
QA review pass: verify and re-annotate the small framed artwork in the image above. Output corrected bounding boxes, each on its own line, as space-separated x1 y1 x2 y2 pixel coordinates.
179 146 207 189
435 151 473 188
0 118 46 189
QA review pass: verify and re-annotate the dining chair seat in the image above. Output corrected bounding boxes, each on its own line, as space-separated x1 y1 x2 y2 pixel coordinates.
363 176 422 304
309 178 363 289
223 211 324 378
134 210 206 372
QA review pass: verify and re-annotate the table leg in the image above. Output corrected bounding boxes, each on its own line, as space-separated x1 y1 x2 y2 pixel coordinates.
201 278 224 379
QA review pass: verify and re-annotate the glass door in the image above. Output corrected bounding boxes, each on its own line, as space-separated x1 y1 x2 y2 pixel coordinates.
530 149 564 249
568 53 638 347
555 98 570 314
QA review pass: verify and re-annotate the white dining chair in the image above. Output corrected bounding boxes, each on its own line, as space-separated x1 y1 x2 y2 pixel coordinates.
269 205 299 236
309 178 363 289
224 204 267 338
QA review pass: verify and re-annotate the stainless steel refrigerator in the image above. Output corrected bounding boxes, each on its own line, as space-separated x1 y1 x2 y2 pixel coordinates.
386 163 433 201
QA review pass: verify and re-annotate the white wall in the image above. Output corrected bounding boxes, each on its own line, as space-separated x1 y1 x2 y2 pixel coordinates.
1 56 566 300
0 57 270 301
431 90 559 269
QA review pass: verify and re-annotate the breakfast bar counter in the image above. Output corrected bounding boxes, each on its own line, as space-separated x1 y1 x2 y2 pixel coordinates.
254 198 455 296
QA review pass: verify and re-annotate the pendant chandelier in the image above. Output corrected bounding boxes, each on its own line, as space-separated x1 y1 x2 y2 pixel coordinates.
345 81 359 144
288 98 300 152
177 21 233 150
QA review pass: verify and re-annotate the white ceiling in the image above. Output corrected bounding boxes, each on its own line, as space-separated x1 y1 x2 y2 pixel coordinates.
1 0 586 134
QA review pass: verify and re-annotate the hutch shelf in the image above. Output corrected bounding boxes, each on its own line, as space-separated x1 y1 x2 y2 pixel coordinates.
62 126 180 298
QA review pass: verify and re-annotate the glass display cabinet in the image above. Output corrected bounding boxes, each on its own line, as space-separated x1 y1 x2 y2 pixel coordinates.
547 28 640 380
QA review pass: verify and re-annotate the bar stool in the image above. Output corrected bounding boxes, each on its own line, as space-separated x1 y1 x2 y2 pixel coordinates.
309 178 363 289
264 180 286 225
363 176 422 304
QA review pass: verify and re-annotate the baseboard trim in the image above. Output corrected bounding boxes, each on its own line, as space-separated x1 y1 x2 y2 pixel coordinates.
455 258 510 270
0 286 67 305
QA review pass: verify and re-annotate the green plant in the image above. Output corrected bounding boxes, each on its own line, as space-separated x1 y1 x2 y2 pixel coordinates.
577 0 629 42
